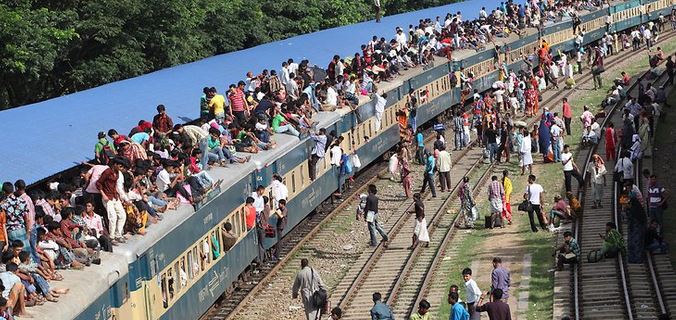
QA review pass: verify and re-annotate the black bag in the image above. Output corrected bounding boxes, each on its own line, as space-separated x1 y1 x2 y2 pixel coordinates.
613 171 623 182
587 249 602 263
485 216 492 228
310 269 328 309
518 186 533 212
518 200 532 212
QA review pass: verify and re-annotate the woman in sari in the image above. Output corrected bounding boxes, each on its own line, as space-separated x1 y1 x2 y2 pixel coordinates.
625 193 646 264
538 118 553 162
638 115 652 158
525 85 539 117
399 144 412 198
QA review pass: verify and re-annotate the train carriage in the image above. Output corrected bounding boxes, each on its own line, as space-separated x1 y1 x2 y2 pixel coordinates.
23 0 673 319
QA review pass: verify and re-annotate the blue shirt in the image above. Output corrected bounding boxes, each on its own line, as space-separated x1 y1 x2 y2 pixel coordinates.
425 156 435 175
450 302 470 320
371 302 394 320
416 133 424 147
131 132 150 144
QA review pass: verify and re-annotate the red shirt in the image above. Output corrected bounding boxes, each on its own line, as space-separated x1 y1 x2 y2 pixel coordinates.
96 168 119 200
245 206 256 230
562 102 572 119
229 89 246 112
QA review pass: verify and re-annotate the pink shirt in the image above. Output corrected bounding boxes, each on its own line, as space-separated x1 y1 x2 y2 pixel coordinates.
85 165 109 194
83 214 104 237
35 199 61 223
18 193 35 231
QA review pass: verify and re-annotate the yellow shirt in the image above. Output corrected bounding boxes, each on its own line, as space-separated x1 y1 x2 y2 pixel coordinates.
209 94 226 115
503 176 513 202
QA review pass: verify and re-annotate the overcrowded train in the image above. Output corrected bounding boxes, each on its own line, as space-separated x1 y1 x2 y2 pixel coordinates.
32 0 674 318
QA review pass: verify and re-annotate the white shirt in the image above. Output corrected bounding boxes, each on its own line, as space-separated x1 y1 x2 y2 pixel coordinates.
330 145 342 166
374 94 386 115
288 62 299 75
493 89 505 103
395 32 407 49
551 124 562 138
587 163 607 185
326 87 338 106
561 152 574 171
527 183 544 205
615 157 634 179
464 278 482 303
252 192 264 213
280 66 291 85
157 169 171 192
271 180 288 206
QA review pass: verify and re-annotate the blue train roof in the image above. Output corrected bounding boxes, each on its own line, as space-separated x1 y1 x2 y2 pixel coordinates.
0 0 485 185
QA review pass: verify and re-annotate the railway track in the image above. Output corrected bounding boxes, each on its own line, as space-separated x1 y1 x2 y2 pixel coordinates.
571 48 674 320
398 34 676 320
206 31 676 320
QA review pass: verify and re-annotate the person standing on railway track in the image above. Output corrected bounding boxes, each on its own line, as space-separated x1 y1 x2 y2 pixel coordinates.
292 258 326 320
458 176 476 228
370 292 394 319
587 154 607 209
438 145 452 192
366 184 389 247
453 111 465 150
488 176 505 229
560 145 584 193
420 151 437 198
410 193 430 249
462 268 482 320
647 174 669 234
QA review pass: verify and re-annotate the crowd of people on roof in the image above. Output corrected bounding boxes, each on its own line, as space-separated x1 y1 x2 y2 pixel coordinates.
1 0 673 318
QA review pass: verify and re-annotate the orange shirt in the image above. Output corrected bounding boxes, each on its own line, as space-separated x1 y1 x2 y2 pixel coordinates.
245 206 256 230
0 211 6 243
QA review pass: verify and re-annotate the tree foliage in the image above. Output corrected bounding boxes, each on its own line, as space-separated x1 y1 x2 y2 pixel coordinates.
0 0 457 109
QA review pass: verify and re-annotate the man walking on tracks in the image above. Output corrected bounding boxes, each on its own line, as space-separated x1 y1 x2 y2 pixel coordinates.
370 292 394 319
438 145 452 192
366 184 389 247
292 258 326 320
487 176 505 229
490 257 510 301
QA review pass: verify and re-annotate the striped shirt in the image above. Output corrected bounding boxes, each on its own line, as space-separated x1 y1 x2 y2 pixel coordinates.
488 181 505 200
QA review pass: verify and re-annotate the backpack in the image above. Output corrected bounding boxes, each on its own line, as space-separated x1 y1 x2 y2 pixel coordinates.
98 141 115 165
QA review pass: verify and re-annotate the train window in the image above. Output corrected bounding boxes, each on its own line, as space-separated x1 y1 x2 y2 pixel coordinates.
200 238 209 270
174 262 181 294
291 172 296 194
240 208 246 234
211 231 221 259
299 164 306 187
161 274 168 309
180 258 188 288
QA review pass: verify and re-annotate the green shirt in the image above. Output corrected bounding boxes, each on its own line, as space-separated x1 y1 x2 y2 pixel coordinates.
94 138 115 156
207 136 220 150
605 229 626 255
271 114 286 131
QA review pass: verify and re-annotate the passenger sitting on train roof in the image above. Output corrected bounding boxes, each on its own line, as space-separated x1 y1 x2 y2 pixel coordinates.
0 262 33 317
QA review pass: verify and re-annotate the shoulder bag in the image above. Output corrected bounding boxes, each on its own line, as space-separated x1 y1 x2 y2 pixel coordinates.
518 185 533 212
